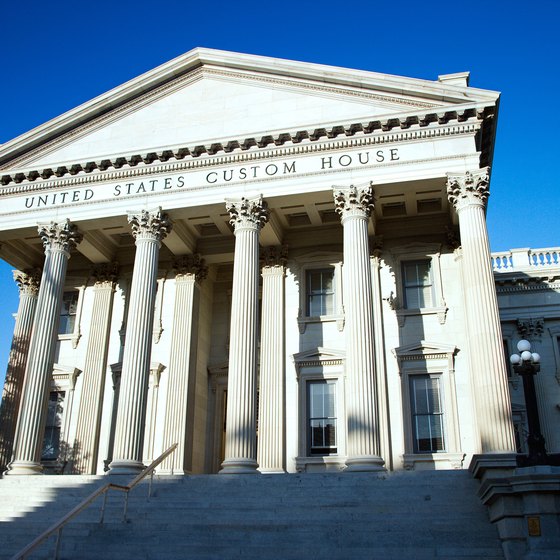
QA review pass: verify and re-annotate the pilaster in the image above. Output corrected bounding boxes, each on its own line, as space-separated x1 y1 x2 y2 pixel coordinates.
109 208 171 475
72 263 119 474
447 168 515 453
258 246 287 473
220 196 269 474
7 220 82 475
0 269 41 471
333 184 384 471
370 239 392 470
161 254 207 474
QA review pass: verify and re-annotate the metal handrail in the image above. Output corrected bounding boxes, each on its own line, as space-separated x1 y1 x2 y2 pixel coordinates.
10 443 178 560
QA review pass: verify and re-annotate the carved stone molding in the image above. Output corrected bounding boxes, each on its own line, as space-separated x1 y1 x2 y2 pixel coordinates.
13 269 41 296
333 183 375 220
91 262 119 287
128 207 172 242
261 245 288 268
516 317 545 339
38 219 82 254
370 235 383 258
226 196 269 231
445 226 460 250
446 168 490 210
173 254 208 282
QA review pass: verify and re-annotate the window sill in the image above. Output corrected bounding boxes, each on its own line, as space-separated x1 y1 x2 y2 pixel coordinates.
396 306 447 327
57 332 81 349
298 314 344 334
402 452 465 471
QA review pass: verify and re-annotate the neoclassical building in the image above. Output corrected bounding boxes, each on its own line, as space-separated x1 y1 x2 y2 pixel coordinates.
0 49 558 477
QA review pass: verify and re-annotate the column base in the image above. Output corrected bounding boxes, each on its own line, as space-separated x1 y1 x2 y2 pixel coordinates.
258 467 286 474
345 455 386 472
107 459 146 475
4 460 43 475
219 458 259 474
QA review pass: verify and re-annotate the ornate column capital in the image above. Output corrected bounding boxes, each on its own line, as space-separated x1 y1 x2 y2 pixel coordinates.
128 207 172 242
38 219 82 254
91 262 119 288
333 184 375 221
173 254 208 282
13 269 41 296
446 168 490 210
261 245 288 269
226 196 269 232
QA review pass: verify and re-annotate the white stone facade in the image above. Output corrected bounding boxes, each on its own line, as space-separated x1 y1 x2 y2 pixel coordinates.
0 49 557 475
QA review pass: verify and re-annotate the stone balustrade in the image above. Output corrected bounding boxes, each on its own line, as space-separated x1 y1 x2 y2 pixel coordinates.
492 247 560 272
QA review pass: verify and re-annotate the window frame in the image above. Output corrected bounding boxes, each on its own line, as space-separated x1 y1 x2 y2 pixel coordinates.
57 286 85 349
293 348 346 472
409 374 446 454
393 341 463 470
401 260 436 310
296 256 344 334
307 379 338 456
305 268 335 318
388 244 448 327
40 365 81 473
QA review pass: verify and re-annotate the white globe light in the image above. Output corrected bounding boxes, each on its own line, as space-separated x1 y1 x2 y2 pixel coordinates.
531 353 541 364
517 340 531 352
521 350 532 361
510 354 521 365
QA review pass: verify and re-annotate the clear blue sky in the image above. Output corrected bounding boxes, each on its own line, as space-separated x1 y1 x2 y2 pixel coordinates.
0 0 558 381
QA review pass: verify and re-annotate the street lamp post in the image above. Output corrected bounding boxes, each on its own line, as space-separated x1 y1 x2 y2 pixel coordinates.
510 339 549 466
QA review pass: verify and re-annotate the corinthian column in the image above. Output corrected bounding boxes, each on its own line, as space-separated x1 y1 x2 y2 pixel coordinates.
258 246 287 473
109 208 171 474
72 263 119 474
0 270 41 471
334 184 385 471
161 255 207 474
220 196 269 474
447 168 515 453
8 220 82 475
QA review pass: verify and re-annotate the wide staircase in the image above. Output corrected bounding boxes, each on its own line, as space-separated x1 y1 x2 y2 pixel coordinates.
0 470 504 560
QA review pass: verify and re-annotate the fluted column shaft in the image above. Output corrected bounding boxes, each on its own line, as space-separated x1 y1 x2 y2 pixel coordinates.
258 248 286 473
220 196 269 474
447 169 515 452
8 221 82 475
0 270 41 470
334 185 385 471
161 255 206 473
72 264 118 474
109 209 171 474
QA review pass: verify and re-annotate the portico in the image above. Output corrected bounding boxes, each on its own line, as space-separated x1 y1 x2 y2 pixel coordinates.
0 48 517 476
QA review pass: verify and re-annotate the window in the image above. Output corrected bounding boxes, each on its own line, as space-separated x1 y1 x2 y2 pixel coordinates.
402 260 434 308
410 375 445 453
503 339 513 378
307 380 337 455
42 391 65 460
306 269 334 316
58 291 78 334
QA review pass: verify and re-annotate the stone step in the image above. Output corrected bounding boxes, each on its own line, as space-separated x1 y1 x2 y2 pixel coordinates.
0 471 503 560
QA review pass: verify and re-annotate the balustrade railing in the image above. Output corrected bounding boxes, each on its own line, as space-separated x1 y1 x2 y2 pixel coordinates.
491 247 560 272
10 443 177 560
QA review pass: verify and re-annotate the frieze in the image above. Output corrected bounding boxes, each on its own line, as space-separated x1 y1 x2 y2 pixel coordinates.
0 137 476 219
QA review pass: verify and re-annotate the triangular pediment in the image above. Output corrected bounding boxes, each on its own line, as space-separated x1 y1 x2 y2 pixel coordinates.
393 341 458 359
0 48 499 172
292 347 345 363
